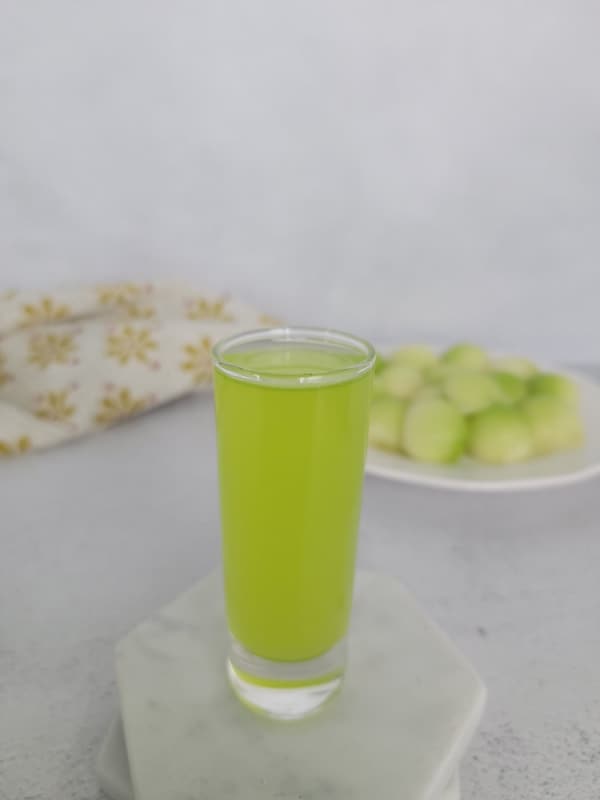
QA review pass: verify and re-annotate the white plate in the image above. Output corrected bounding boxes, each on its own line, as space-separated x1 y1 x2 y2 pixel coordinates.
365 362 600 491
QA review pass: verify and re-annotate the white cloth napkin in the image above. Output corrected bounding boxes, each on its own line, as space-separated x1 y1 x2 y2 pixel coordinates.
0 283 278 456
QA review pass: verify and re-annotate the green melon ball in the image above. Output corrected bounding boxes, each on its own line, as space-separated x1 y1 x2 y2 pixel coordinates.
402 398 467 464
373 352 388 375
425 363 463 385
372 374 388 398
492 356 537 378
441 343 488 370
413 383 444 402
389 344 438 370
468 405 533 464
442 370 499 414
377 363 423 400
371 375 387 401
528 372 579 408
369 396 406 452
493 371 527 404
522 395 584 455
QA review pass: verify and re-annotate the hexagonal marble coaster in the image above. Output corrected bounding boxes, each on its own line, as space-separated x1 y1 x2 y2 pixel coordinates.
97 718 462 800
97 571 486 800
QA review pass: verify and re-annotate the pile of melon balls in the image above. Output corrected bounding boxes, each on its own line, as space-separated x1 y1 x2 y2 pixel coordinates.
369 343 584 465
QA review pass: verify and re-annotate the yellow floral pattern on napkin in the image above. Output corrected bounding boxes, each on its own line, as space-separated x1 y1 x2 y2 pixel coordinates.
0 351 11 387
0 283 277 456
106 325 159 366
21 296 72 327
94 386 151 426
180 337 213 384
35 389 77 422
28 332 78 369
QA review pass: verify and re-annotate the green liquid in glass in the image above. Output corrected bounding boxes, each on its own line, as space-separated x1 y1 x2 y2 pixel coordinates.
214 345 372 663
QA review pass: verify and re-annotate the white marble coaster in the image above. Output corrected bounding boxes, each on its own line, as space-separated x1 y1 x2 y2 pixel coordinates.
98 571 486 800
97 717 462 800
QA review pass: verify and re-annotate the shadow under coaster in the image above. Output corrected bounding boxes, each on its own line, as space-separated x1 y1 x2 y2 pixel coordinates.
97 571 486 800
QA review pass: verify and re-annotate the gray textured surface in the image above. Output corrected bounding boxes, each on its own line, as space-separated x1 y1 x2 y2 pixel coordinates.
1 1 600 360
1 392 600 799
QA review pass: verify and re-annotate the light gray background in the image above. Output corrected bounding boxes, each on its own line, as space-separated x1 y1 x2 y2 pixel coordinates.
2 1 600 358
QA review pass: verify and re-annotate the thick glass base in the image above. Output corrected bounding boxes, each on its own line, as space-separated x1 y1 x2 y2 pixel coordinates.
227 637 346 721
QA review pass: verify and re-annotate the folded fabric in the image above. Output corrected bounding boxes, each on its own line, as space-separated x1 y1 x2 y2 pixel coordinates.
0 283 278 456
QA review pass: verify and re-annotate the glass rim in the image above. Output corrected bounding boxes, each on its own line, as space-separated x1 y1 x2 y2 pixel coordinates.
212 326 376 387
